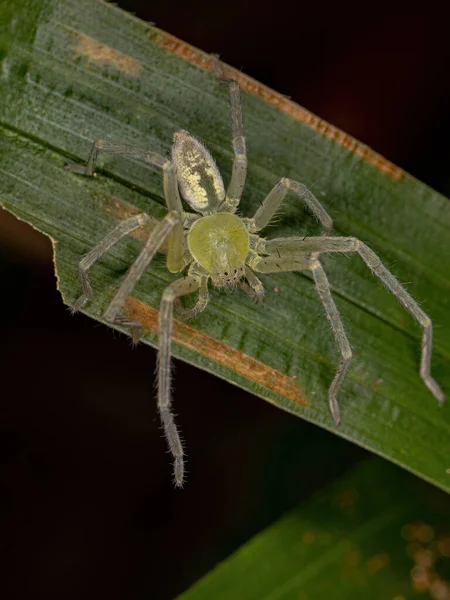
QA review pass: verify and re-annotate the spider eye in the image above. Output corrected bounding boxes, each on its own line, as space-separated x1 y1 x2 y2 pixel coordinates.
224 272 228 276
233 269 237 274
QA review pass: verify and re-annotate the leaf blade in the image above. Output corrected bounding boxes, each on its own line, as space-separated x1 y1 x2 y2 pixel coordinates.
0 0 449 490
179 460 450 600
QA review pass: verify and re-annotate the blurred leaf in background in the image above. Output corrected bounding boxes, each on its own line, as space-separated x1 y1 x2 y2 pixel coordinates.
181 459 450 600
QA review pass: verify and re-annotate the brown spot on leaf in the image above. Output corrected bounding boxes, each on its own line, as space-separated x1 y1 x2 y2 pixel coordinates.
125 297 308 406
151 30 403 181
103 196 160 242
72 31 142 75
100 195 173 256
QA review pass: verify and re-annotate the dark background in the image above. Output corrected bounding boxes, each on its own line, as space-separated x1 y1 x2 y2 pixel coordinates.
1 2 450 599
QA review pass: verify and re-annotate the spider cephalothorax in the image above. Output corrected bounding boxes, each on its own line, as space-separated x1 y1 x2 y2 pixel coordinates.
187 213 248 288
70 71 445 488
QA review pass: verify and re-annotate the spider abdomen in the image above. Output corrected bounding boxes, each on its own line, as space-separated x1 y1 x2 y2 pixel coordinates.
173 131 225 214
187 213 249 285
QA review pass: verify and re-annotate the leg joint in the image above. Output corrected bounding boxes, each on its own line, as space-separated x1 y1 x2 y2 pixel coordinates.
422 316 432 328
162 159 174 173
342 347 353 361
166 210 181 225
162 289 176 302
280 177 291 190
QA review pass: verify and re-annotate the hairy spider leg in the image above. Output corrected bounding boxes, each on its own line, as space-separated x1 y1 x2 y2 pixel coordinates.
173 275 209 320
247 178 333 235
102 211 180 322
250 235 445 422
209 56 247 213
238 280 264 304
243 266 265 301
71 212 156 314
72 208 180 349
219 79 248 213
158 275 205 487
68 139 187 273
70 133 226 484
99 212 198 487
311 261 352 424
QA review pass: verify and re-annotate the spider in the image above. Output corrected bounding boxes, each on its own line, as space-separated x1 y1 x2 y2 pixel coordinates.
69 76 444 488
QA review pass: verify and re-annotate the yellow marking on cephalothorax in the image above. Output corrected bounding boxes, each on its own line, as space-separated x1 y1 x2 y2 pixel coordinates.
69 30 143 75
125 297 308 407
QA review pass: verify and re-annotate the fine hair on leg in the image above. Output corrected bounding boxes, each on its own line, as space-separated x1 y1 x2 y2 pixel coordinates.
310 260 353 424
357 242 444 403
254 234 445 407
249 178 333 234
173 276 209 320
238 281 264 304
210 60 247 212
158 276 202 487
72 213 154 313
103 211 181 326
81 139 169 176
162 160 185 272
223 79 247 210
244 266 265 301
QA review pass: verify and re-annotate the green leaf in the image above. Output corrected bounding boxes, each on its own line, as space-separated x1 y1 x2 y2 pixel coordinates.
0 0 449 489
179 459 450 599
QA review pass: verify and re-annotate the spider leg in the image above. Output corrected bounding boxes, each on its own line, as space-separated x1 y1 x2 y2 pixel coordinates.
257 235 357 255
248 178 332 235
174 276 209 320
252 235 445 412
68 138 186 274
72 213 156 314
162 160 184 273
66 139 168 177
310 260 352 424
250 254 313 273
159 275 204 487
357 241 445 404
244 266 265 300
218 79 247 213
103 211 181 338
237 266 265 304
238 281 263 304
250 252 348 422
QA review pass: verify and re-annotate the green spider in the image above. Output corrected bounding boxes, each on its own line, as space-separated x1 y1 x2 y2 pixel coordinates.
69 77 444 487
